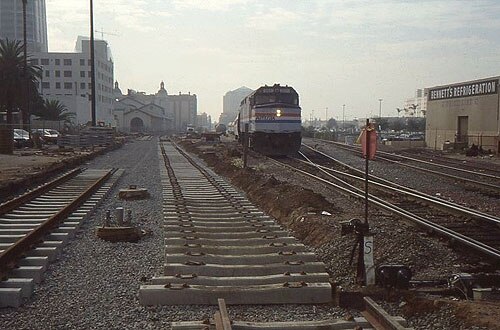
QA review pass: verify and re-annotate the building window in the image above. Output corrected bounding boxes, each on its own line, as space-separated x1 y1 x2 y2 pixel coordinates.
64 71 72 77
81 94 86 98
80 71 85 78
88 59 92 65
88 83 92 89
55 59 60 65
64 82 72 89
55 70 60 77
56 82 61 89
64 59 72 65
31 59 39 65
41 58 49 65
45 70 50 77
80 82 86 89
80 59 85 66
42 82 50 89
88 71 91 77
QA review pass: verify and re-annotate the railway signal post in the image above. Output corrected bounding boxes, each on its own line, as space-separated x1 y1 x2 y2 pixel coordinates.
359 119 377 285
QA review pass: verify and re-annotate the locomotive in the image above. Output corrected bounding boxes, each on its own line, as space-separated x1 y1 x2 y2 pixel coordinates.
236 84 301 156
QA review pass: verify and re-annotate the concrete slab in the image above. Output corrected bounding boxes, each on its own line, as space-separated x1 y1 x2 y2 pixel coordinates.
0 288 22 308
164 230 289 240
0 223 37 229
0 234 25 243
165 237 298 247
47 232 70 244
27 247 59 261
151 272 330 286
139 282 332 305
0 278 34 298
38 240 64 248
18 256 49 270
0 227 36 235
165 243 306 255
10 266 44 283
165 252 318 265
164 224 282 233
163 219 275 227
164 262 327 277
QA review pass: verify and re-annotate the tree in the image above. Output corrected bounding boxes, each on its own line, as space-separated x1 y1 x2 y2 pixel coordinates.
406 117 425 133
326 118 337 130
0 39 42 154
391 118 405 132
34 99 75 123
377 117 389 131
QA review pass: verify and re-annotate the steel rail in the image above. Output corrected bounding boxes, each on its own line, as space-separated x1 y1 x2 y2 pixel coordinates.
301 145 500 226
308 139 500 181
305 142 500 193
269 157 500 260
0 168 82 216
0 168 115 278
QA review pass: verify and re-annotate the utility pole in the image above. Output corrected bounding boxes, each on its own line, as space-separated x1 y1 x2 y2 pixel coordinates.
325 107 328 122
22 0 29 129
90 0 97 126
378 98 383 118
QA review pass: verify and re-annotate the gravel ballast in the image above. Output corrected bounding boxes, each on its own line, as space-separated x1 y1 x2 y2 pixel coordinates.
0 139 347 329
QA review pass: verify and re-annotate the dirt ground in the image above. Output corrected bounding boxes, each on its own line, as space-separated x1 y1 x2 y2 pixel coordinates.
0 145 115 202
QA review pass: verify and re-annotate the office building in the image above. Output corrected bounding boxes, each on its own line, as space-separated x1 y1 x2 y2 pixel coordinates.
0 0 48 52
32 37 115 125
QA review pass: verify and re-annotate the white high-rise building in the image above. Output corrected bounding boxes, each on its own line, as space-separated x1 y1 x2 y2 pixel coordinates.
219 86 253 125
32 37 115 125
0 0 48 52
402 89 427 117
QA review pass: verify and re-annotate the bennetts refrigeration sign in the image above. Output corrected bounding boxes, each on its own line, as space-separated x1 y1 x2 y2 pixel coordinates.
429 79 498 101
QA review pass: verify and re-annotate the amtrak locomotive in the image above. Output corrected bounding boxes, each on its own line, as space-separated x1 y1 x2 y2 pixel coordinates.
237 84 301 156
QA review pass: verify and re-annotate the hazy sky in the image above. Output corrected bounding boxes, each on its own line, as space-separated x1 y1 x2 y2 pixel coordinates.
46 0 500 122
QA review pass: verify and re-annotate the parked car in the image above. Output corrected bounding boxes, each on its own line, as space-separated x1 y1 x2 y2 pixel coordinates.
13 129 32 148
32 129 60 144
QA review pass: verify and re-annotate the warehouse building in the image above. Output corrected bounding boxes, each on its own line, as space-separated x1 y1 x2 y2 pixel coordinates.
425 76 499 154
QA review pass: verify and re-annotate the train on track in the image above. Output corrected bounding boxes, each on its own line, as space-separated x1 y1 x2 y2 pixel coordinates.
236 84 302 156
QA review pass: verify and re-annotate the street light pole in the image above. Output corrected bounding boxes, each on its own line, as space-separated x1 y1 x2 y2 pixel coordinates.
342 104 345 130
378 98 383 118
90 0 97 126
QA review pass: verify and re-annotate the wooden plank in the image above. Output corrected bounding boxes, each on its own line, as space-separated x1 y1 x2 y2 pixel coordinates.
217 298 232 330
364 297 413 330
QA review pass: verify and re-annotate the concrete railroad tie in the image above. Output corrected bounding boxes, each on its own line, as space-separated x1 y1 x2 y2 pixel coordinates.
139 143 333 305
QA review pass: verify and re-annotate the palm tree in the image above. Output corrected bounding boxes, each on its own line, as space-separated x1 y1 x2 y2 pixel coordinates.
0 39 42 154
36 99 75 123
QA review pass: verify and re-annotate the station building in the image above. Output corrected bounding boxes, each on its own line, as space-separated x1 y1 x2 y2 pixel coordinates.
113 81 197 134
425 76 499 154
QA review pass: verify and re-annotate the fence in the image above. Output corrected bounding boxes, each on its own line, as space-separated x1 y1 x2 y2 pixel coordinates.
428 129 499 153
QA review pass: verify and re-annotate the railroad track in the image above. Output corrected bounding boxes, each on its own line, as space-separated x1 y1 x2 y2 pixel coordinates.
171 297 413 329
139 142 332 305
305 139 500 196
273 145 500 261
0 167 123 307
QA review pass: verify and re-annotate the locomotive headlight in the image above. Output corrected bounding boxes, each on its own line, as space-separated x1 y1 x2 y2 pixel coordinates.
276 109 282 117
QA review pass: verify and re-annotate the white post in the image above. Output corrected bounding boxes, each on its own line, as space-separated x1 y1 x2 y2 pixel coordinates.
364 235 375 285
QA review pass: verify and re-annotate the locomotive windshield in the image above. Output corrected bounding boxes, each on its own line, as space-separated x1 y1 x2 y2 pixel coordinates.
253 89 299 106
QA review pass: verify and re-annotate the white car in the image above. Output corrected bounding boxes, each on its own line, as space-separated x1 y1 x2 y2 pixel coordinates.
13 129 32 148
32 129 60 144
